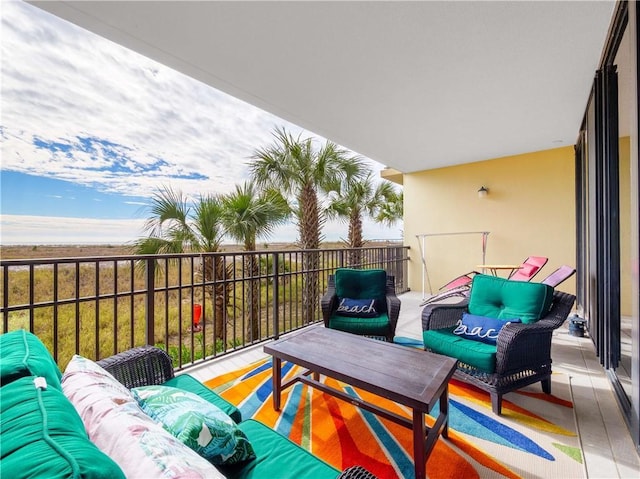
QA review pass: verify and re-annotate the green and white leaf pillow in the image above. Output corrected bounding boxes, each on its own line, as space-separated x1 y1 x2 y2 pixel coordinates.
131 385 255 465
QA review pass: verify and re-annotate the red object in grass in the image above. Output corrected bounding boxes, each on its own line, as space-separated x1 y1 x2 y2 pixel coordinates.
193 304 202 329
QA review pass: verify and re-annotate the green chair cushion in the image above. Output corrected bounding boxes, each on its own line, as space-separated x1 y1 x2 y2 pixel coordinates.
0 376 125 479
163 374 242 423
468 274 554 324
0 330 62 389
423 328 497 373
334 268 387 303
329 312 390 336
218 419 339 479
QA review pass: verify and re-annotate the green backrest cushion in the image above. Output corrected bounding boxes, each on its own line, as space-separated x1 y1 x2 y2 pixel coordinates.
0 330 62 389
468 274 554 324
334 268 387 303
0 376 125 479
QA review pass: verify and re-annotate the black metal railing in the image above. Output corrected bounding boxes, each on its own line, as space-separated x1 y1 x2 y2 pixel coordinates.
1 245 409 369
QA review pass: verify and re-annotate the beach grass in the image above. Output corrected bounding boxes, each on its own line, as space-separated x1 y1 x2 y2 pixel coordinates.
1 245 329 368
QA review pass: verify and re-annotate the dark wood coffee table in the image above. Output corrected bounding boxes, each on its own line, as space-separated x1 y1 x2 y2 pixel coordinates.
263 327 457 479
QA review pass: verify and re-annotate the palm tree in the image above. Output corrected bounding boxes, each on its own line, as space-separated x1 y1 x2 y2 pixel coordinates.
133 186 230 341
327 173 402 266
220 182 289 342
250 127 364 323
375 190 403 228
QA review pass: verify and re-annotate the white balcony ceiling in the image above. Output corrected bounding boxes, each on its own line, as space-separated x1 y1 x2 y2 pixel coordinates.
30 1 616 173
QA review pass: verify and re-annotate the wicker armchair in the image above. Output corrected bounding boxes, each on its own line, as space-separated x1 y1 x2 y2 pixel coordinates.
422 290 576 414
321 269 401 342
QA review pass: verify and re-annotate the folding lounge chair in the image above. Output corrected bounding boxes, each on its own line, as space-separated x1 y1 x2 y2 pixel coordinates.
440 271 479 290
421 255 548 306
540 265 576 287
420 271 479 306
507 256 548 281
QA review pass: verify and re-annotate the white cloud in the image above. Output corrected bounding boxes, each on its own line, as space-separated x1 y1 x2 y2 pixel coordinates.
0 1 401 245
1 2 390 197
1 1 298 197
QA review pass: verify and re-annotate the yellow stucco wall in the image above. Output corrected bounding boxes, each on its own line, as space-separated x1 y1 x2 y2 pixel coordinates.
404 146 576 298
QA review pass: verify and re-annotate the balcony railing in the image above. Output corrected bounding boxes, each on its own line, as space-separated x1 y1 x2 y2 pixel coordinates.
1 245 409 369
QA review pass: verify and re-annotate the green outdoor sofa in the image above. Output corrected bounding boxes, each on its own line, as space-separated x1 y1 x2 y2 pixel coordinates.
0 330 376 479
422 274 576 414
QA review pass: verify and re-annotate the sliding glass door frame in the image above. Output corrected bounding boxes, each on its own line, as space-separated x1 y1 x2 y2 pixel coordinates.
575 0 639 451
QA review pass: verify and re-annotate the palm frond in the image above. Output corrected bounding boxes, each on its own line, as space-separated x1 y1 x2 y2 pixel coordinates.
193 194 225 252
221 182 291 250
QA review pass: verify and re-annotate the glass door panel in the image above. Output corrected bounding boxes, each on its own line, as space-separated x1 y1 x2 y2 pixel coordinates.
614 26 632 402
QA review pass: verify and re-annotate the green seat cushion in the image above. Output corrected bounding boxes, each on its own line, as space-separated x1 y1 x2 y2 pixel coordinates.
468 274 554 324
329 312 390 336
218 419 339 479
423 328 497 373
0 376 125 479
0 330 62 389
335 268 387 303
163 374 242 423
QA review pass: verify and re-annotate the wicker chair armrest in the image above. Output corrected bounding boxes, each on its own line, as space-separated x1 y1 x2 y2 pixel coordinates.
385 275 401 331
320 275 338 326
545 291 577 327
421 299 468 331
495 291 575 374
387 294 401 328
336 466 379 479
97 345 175 389
494 322 555 373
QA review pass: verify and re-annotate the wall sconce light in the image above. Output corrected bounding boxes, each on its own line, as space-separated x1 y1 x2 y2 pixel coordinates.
478 186 489 198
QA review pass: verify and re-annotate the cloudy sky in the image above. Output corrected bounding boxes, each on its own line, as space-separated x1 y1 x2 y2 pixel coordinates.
0 0 402 245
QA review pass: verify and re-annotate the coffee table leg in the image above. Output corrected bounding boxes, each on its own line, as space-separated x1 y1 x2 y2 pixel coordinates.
272 356 282 411
412 410 427 479
441 386 449 438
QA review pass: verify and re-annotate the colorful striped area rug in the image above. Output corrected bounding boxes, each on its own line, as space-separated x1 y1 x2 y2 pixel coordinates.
205 357 585 479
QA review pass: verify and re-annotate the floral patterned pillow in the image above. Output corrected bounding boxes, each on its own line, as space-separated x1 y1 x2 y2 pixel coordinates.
132 385 255 465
